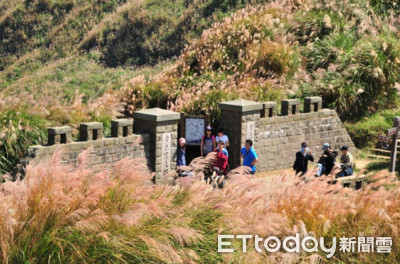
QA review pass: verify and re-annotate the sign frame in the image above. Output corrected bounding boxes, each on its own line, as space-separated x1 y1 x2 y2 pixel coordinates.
180 114 209 146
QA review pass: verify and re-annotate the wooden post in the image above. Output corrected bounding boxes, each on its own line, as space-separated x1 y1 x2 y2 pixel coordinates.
389 116 399 172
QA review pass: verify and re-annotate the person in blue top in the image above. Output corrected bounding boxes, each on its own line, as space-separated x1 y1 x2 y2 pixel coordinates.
176 138 186 167
240 139 258 174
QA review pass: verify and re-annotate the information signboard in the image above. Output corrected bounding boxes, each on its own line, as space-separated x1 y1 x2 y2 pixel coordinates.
185 117 205 145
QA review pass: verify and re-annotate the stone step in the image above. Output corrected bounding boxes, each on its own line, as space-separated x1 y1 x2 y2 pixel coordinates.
367 154 390 160
372 148 395 157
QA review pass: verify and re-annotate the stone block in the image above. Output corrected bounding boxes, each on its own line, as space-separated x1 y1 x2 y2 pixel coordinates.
281 99 300 116
103 138 114 146
104 155 113 163
48 126 72 145
105 147 115 154
125 136 134 144
304 96 323 113
219 99 263 113
92 140 104 148
69 143 82 152
133 108 180 122
111 118 134 137
261 101 277 118
157 126 167 133
79 122 104 141
97 148 106 155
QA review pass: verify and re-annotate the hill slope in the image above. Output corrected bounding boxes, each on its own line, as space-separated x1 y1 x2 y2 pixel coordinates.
0 0 262 174
0 0 400 174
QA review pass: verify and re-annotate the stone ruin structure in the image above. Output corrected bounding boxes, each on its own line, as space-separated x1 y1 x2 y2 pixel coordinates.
14 96 355 183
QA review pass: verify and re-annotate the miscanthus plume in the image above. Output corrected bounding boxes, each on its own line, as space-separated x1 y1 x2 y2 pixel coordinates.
0 149 399 263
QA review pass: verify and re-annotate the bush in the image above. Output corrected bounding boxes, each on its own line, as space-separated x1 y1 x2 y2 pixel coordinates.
346 109 400 148
0 108 47 174
299 29 400 120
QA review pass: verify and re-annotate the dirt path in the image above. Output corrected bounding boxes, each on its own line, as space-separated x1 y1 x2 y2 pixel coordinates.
355 158 373 170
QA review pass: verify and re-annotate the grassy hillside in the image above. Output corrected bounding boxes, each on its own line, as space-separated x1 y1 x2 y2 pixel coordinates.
0 0 400 174
115 0 400 123
0 0 261 174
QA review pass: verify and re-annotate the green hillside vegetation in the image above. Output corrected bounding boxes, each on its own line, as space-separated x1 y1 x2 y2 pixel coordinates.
0 0 263 174
0 0 400 174
116 0 400 128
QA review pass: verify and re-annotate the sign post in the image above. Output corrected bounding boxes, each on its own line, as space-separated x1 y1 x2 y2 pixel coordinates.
389 116 400 172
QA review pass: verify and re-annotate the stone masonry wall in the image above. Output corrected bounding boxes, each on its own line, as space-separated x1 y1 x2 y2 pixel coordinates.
15 107 181 183
14 99 356 180
219 97 356 171
24 133 150 170
252 110 355 171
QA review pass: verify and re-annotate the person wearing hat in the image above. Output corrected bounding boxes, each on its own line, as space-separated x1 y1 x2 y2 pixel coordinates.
293 142 314 176
201 126 216 156
322 143 330 151
177 138 187 167
338 146 354 177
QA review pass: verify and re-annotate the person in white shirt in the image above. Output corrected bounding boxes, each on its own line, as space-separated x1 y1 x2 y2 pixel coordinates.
215 127 229 148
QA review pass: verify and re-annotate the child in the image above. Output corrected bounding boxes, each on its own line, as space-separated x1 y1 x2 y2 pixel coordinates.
213 141 229 174
201 126 216 156
216 140 228 158
177 138 186 167
215 127 229 147
211 141 229 189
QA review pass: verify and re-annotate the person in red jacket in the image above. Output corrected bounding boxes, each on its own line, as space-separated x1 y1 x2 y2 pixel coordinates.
212 141 229 175
209 141 229 188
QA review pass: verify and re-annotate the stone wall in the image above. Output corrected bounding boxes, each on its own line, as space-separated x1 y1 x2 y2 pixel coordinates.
15 98 355 180
24 133 150 169
16 108 181 183
255 109 355 171
219 97 356 171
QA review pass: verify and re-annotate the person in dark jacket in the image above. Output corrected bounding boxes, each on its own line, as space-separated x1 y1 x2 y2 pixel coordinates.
293 142 314 176
317 146 337 176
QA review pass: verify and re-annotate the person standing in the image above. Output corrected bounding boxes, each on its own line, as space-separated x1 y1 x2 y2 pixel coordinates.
240 139 258 174
293 142 314 176
201 126 216 156
338 145 354 177
215 127 229 147
177 138 186 167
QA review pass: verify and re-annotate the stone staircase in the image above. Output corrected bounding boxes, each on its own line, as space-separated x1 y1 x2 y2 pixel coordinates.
367 146 400 160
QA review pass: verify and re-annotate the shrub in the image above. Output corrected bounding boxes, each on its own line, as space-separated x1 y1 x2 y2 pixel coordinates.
299 29 400 120
0 108 47 175
345 108 400 148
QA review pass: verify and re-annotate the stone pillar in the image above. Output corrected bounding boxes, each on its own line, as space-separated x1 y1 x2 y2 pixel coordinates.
111 119 133 137
304 96 323 113
261 102 277 118
281 99 300 116
133 108 180 182
79 122 103 141
48 126 72 145
219 99 263 169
